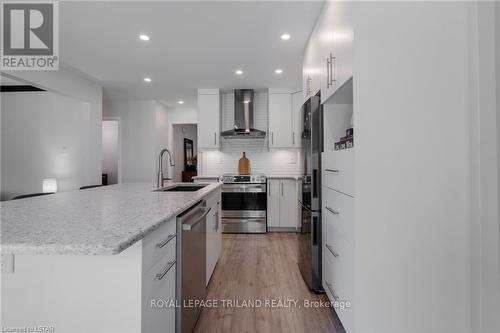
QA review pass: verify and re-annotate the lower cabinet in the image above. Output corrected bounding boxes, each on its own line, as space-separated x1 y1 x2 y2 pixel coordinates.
1 188 224 333
205 187 222 285
142 255 176 333
322 185 355 332
267 178 299 229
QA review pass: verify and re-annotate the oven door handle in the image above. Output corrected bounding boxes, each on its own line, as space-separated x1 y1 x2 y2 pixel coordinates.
222 184 267 193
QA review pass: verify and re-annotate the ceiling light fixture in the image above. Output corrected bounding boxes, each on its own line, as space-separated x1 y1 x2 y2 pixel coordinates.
139 34 150 41
281 33 291 40
275 69 283 74
235 69 243 75
178 100 184 104
144 77 152 82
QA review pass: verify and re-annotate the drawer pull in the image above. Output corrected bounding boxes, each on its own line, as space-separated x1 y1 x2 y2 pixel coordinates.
156 234 176 248
156 260 176 280
326 282 340 301
325 206 339 215
326 244 340 258
325 168 339 174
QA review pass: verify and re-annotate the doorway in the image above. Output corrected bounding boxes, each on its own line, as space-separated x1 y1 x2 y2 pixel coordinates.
102 120 119 185
172 124 197 182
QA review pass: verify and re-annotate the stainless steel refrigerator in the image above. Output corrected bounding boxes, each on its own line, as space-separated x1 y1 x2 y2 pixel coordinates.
298 95 323 292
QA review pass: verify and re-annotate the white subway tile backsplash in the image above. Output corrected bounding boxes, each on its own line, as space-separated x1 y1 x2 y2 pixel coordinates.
200 91 302 176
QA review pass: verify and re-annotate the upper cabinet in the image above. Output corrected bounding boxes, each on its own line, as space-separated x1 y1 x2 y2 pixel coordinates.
197 89 220 149
303 1 353 104
291 91 303 148
268 89 293 148
268 89 303 149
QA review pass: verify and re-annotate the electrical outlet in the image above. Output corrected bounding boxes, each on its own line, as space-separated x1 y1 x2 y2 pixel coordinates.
1 254 15 274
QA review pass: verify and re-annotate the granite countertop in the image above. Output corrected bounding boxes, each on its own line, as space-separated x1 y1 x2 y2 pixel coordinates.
0 182 221 256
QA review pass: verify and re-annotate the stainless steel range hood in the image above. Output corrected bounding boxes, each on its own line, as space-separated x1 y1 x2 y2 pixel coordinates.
221 89 266 138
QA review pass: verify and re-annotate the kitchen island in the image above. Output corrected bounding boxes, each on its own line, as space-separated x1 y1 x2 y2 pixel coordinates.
1 182 222 333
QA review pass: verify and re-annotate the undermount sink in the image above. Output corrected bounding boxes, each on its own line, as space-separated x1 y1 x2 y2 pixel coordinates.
155 184 207 192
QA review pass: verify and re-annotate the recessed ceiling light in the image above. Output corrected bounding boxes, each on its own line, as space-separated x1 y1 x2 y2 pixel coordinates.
275 69 283 74
139 34 150 41
281 33 291 40
235 69 243 75
177 100 184 104
144 77 152 82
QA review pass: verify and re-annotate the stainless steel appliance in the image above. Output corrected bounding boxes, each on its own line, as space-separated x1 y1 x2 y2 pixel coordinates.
298 95 323 292
220 89 266 138
221 174 267 233
177 200 211 333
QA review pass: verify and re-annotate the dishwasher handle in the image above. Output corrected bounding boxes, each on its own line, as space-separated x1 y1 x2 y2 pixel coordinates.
182 207 211 231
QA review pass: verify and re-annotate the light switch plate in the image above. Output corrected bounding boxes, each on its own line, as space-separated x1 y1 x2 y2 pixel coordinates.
1 254 15 274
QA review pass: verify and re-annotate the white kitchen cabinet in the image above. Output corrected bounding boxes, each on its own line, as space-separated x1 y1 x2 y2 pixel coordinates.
142 254 176 333
2 219 178 333
198 89 220 149
205 187 222 285
268 91 293 148
303 26 322 101
291 90 303 148
302 1 353 104
323 149 355 197
267 179 281 227
279 179 298 228
267 178 299 229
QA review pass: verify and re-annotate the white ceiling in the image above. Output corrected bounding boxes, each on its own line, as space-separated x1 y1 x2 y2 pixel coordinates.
59 1 324 108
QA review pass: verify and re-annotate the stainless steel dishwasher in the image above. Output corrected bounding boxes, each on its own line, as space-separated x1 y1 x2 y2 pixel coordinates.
176 200 210 333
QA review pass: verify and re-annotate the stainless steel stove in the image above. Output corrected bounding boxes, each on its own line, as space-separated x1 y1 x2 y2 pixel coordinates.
221 173 267 233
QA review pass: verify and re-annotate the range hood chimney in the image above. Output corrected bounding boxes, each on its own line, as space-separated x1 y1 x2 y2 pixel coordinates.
221 89 266 138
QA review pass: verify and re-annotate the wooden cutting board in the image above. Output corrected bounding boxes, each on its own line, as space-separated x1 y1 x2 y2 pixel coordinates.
238 152 250 175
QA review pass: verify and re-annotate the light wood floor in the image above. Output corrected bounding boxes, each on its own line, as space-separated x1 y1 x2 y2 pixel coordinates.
194 233 340 333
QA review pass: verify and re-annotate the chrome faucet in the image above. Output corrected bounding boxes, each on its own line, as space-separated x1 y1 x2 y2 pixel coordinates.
157 148 175 188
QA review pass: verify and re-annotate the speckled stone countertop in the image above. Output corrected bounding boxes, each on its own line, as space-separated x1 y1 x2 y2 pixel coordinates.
0 182 221 256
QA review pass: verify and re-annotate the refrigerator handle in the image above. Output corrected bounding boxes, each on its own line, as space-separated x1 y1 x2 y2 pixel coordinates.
313 169 318 198
319 104 324 153
312 216 318 246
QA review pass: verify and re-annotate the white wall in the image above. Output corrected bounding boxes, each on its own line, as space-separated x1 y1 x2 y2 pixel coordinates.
470 2 500 331
102 120 119 185
1 91 89 200
352 2 471 331
103 99 168 184
200 91 302 176
2 67 103 185
496 2 500 329
172 124 197 181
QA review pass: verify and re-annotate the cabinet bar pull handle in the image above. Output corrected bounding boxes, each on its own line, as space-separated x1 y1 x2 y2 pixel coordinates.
326 282 340 301
326 244 340 258
271 132 274 145
214 132 217 145
325 168 339 174
156 234 176 248
327 56 331 88
331 54 337 85
156 260 176 280
281 182 284 196
268 182 271 196
325 206 339 215
292 132 295 145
